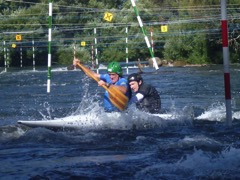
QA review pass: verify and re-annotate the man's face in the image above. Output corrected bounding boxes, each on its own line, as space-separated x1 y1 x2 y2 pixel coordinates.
129 81 139 92
109 73 119 83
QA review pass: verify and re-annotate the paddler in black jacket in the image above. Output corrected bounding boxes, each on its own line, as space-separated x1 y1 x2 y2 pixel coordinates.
127 73 161 114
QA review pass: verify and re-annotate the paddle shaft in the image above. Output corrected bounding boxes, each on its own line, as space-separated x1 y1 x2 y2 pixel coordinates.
76 63 106 87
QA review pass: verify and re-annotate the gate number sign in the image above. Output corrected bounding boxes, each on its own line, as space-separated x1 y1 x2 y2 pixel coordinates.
16 34 22 41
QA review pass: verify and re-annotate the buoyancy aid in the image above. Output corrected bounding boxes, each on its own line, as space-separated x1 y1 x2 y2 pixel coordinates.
136 83 161 113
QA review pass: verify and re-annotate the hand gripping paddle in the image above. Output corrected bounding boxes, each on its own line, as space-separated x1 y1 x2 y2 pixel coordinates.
76 63 128 111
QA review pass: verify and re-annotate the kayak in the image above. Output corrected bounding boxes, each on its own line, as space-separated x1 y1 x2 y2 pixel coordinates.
18 114 101 130
17 113 175 130
18 118 83 130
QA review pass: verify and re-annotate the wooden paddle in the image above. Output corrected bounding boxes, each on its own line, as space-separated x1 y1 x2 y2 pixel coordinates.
76 62 128 111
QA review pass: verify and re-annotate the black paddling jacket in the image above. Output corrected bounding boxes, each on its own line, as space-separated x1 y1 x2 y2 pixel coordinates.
135 83 161 114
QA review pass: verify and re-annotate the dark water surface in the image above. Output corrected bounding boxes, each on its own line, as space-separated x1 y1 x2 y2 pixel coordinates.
1 65 240 179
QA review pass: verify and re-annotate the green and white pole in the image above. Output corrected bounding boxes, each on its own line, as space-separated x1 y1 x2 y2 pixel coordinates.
47 0 52 93
126 26 129 74
130 0 158 70
94 28 99 73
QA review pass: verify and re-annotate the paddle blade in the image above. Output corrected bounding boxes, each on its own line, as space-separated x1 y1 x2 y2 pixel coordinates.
108 86 128 111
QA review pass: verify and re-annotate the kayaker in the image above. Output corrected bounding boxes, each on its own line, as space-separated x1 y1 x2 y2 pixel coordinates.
127 73 161 114
73 58 131 112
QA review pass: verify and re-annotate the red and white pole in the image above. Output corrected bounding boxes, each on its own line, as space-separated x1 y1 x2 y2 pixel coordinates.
221 0 232 126
73 44 76 70
91 43 94 68
150 28 154 55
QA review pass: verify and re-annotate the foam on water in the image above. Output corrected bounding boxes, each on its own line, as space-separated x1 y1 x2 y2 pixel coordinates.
195 101 240 122
195 102 230 121
134 147 240 179
37 103 194 131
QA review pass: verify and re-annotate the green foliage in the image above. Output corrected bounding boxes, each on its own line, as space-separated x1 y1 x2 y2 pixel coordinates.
57 44 91 65
1 0 240 67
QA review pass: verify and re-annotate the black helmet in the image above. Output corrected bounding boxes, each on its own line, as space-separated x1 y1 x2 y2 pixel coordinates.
127 73 143 83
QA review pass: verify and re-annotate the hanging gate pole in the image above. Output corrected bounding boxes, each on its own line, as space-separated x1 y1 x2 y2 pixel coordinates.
47 0 53 93
221 0 232 126
130 0 158 70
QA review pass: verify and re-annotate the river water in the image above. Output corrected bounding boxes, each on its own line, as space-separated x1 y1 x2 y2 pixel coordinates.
0 64 240 179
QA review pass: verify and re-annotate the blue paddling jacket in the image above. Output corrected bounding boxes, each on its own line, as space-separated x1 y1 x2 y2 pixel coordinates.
100 74 131 112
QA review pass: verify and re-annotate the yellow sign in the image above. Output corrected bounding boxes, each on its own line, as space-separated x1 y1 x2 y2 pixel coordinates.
104 12 113 22
12 44 16 48
161 25 168 33
81 41 86 46
16 34 22 41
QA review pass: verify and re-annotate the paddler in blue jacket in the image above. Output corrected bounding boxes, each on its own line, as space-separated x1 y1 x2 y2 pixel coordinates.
127 73 161 114
73 58 131 112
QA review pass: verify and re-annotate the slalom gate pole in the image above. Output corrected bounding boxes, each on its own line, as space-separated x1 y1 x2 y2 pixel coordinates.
130 0 159 70
20 45 23 68
47 0 52 93
4 41 7 72
221 0 232 126
32 40 35 71
74 44 76 58
7 48 9 68
91 43 94 67
126 26 129 74
150 28 154 55
73 44 76 70
94 28 99 73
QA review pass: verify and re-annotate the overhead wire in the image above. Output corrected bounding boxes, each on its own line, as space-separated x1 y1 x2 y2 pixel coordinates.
2 1 240 52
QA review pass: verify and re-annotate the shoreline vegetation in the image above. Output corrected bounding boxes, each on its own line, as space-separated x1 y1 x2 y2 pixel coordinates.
1 1 240 68
138 58 208 69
